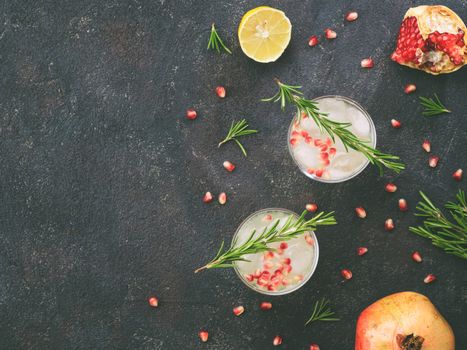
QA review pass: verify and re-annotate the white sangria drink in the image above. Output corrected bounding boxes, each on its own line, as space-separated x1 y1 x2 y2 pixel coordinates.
233 208 319 295
288 96 376 183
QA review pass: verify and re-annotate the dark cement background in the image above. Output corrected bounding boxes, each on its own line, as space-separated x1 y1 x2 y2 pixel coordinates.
0 0 466 349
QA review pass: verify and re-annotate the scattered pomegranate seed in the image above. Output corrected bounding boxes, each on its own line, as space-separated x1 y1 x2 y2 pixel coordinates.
404 84 417 94
199 331 209 342
423 274 437 284
223 161 235 172
308 35 319 47
233 305 245 316
306 203 318 213
357 247 368 256
186 109 197 120
215 86 226 98
385 183 397 193
428 155 439 168
345 11 358 22
148 296 159 307
315 169 324 177
412 251 422 263
290 138 298 146
218 192 227 205
385 218 395 231
422 140 431 153
391 119 401 128
361 58 374 68
310 344 320 350
203 192 213 203
355 207 367 218
324 28 337 39
273 336 283 346
341 269 353 280
279 242 288 250
453 168 463 181
398 198 408 211
260 301 272 310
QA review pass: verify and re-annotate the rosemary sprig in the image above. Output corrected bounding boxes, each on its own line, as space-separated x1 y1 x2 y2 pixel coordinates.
262 79 405 175
409 190 467 260
305 298 340 326
195 210 336 273
207 23 232 54
218 119 258 156
419 94 451 116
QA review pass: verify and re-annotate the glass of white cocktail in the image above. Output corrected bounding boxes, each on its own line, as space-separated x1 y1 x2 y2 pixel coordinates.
287 96 376 183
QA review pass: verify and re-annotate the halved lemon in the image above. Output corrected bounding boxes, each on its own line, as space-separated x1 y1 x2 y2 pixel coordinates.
238 6 292 63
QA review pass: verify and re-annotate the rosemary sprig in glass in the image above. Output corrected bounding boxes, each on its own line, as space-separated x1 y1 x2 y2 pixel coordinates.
262 79 405 175
195 210 336 273
419 94 451 117
305 298 340 326
409 190 467 260
207 23 232 54
218 119 258 156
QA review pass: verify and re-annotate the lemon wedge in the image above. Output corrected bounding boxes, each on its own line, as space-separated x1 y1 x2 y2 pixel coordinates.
238 6 292 63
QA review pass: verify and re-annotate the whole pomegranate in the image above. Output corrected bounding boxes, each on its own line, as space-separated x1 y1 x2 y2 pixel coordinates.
355 292 454 350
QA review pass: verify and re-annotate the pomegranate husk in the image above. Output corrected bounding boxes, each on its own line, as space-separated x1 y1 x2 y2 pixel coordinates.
355 292 454 350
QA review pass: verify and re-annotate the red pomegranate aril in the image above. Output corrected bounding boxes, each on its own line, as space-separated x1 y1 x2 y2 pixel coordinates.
385 183 397 193
245 274 254 282
233 305 245 316
329 147 336 156
148 296 159 307
186 108 197 120
306 203 318 213
357 247 368 256
308 35 319 47
429 155 439 168
341 269 353 280
253 269 262 278
305 233 314 245
290 138 298 146
260 301 272 310
199 331 209 342
268 284 277 291
399 198 408 211
215 86 226 98
315 169 323 177
324 28 337 39
218 192 227 205
452 168 463 181
263 261 274 270
281 257 291 265
273 336 282 346
424 274 437 284
412 251 423 263
203 192 213 203
257 276 269 286
422 140 431 153
310 344 320 350
345 11 358 22
355 207 367 218
263 251 274 260
404 84 417 94
391 119 401 128
361 58 374 68
279 242 288 250
223 160 235 172
385 218 395 231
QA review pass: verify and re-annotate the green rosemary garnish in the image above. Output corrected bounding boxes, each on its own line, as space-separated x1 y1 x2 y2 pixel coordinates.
207 23 232 54
218 119 258 156
409 190 467 260
305 298 340 325
262 79 405 175
419 94 451 117
195 210 336 273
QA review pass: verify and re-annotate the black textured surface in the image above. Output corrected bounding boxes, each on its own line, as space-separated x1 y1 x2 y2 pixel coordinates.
1 1 466 349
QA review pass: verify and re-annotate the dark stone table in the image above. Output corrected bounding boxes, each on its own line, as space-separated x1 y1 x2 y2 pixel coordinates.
1 1 466 349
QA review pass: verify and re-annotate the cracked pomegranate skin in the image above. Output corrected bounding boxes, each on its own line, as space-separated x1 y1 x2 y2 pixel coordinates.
355 292 455 350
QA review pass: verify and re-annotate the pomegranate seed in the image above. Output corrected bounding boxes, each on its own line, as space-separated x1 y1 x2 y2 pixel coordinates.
308 35 319 47
345 11 358 22
273 336 282 346
281 257 291 265
279 242 288 250
315 169 323 177
263 251 274 260
391 119 401 128
245 274 254 282
357 247 368 256
355 207 367 218
385 183 397 193
290 138 298 146
305 233 314 245
306 203 318 213
203 192 213 203
412 251 422 263
423 274 437 284
398 198 408 211
199 331 209 342
263 261 274 270
341 269 353 280
429 155 439 168
268 284 277 291
404 84 416 94
453 168 463 181
324 28 337 39
233 305 244 316
260 301 272 310
361 58 374 68
422 140 431 153
329 147 336 156
186 109 197 120
218 192 227 205
148 296 159 307
223 161 235 172
253 269 262 278
385 218 395 231
215 86 226 98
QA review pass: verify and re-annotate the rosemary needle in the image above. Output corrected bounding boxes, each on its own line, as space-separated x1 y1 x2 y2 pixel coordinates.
218 119 258 157
419 94 451 117
207 23 232 54
305 298 340 325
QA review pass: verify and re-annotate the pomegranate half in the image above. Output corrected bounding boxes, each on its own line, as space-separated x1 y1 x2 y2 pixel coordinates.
355 292 454 350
